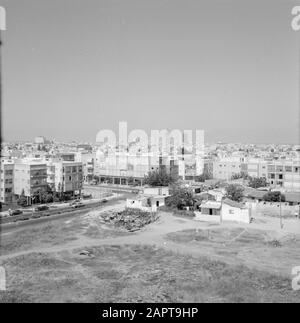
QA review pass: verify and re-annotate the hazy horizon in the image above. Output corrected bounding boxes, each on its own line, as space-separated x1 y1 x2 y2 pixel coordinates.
1 0 299 144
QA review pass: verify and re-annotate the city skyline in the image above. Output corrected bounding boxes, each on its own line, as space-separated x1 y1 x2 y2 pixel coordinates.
1 0 299 144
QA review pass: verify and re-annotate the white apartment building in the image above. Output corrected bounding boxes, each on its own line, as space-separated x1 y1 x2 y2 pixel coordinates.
266 160 300 191
52 161 83 194
0 159 14 204
213 157 245 181
75 152 95 183
213 157 300 191
14 160 48 198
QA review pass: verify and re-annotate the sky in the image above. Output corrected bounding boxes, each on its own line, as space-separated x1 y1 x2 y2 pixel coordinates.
0 0 299 144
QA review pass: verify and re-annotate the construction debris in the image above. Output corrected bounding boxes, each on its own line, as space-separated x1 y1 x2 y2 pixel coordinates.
99 208 159 232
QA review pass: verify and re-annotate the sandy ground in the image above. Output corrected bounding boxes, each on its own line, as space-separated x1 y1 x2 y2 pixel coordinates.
1 200 300 277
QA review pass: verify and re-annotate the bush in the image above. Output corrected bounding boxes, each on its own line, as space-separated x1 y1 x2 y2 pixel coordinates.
263 191 285 202
173 209 196 218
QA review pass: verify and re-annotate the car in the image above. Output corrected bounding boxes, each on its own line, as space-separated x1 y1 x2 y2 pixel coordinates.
34 205 50 212
32 214 42 219
101 199 108 203
10 209 23 216
82 194 92 199
69 200 80 206
72 202 85 209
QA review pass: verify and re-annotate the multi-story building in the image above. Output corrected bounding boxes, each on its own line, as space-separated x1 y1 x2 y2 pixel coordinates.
0 159 14 204
75 152 95 183
52 161 83 194
14 160 48 201
94 149 183 185
212 157 300 192
266 160 300 191
213 157 245 181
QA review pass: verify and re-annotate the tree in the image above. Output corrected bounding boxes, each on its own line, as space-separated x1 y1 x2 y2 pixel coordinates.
128 177 134 185
17 189 27 207
225 184 244 202
195 167 213 182
33 185 53 204
144 169 177 187
248 177 267 189
231 173 243 180
231 172 249 180
263 191 285 202
166 185 195 210
93 175 100 184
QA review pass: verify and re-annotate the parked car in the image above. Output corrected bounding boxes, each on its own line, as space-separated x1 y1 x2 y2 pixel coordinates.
82 194 92 199
32 214 42 219
69 200 81 206
71 202 85 209
34 205 50 212
10 209 23 216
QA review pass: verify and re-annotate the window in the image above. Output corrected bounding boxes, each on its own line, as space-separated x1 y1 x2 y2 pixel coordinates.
285 166 292 172
276 166 283 172
229 210 234 214
268 165 275 172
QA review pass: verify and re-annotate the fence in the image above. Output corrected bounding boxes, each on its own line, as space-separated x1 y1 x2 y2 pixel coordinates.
246 201 300 218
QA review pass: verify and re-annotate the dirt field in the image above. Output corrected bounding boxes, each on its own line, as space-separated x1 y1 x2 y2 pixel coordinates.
0 202 300 303
0 245 298 303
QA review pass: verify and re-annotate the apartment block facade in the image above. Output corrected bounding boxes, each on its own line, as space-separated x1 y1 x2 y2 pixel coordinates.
14 161 48 198
213 157 300 191
0 159 14 204
53 161 83 194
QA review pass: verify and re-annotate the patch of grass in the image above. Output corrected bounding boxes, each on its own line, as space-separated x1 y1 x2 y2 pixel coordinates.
0 215 129 255
0 245 298 303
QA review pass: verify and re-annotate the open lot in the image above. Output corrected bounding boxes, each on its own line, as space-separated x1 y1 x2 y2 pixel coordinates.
0 201 299 303
0 244 298 303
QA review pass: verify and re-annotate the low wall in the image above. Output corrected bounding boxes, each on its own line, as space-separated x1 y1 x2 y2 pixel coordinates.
246 201 300 218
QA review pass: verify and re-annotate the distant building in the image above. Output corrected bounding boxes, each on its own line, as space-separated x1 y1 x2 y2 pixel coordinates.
14 160 48 201
52 161 83 195
34 136 50 145
56 152 76 162
213 157 300 192
0 159 14 204
94 151 180 185
75 152 95 183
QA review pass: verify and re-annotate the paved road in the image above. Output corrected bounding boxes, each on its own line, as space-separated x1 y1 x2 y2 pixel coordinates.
83 184 142 193
0 194 132 234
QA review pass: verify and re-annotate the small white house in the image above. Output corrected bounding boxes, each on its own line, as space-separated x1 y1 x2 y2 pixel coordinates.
197 198 251 224
221 199 251 224
126 197 157 212
142 186 170 208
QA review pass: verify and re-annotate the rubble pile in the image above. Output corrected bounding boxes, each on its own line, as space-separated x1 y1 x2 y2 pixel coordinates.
99 208 159 232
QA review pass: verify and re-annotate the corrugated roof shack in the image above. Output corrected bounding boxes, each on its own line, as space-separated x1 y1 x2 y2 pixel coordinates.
199 201 222 216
